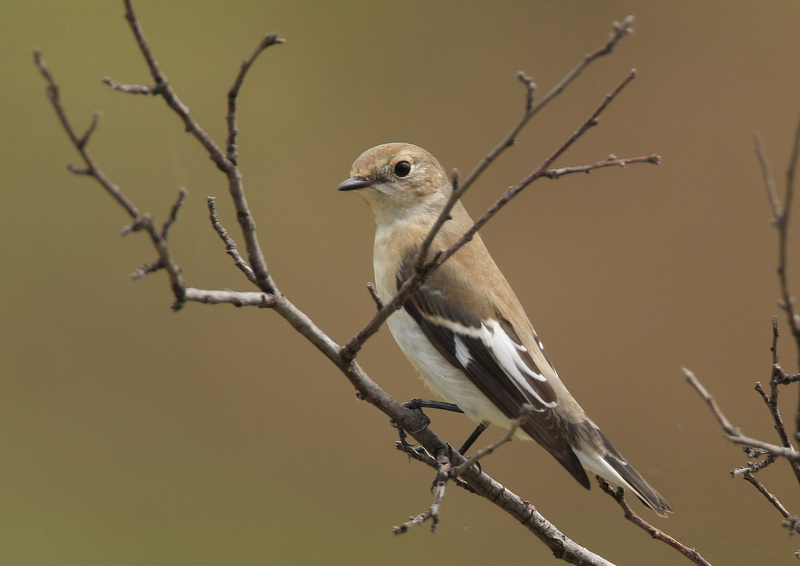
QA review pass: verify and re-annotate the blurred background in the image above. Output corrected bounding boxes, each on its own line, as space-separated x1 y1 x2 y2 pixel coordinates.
4 1 800 564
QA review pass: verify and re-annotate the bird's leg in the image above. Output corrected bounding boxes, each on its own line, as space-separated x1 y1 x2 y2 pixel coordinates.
403 399 488 463
397 398 464 434
395 398 487 477
457 422 489 455
392 398 463 443
402 399 487 455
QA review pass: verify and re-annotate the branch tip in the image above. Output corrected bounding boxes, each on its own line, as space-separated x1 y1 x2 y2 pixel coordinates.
161 188 188 238
103 76 160 95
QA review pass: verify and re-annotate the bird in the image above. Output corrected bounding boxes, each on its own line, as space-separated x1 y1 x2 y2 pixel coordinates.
338 142 671 517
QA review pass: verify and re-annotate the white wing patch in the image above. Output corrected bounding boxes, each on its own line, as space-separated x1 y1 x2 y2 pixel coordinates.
419 313 557 411
481 320 557 409
454 335 471 367
427 315 483 338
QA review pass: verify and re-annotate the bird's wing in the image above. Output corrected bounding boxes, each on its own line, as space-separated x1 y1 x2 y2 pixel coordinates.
397 259 589 487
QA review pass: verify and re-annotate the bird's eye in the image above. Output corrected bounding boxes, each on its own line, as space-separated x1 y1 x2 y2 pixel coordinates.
393 160 412 178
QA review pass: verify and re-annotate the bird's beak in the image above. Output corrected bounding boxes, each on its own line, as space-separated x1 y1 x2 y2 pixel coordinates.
337 177 374 191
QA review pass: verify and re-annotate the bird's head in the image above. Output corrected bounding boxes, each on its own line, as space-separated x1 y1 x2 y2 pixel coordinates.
338 143 452 225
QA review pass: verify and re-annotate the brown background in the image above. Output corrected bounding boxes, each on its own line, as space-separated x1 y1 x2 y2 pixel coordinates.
5 1 800 564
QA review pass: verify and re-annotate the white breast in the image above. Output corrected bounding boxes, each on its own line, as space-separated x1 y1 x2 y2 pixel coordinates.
372 221 511 428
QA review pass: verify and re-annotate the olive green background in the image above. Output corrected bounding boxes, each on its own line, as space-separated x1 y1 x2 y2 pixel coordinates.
5 1 800 564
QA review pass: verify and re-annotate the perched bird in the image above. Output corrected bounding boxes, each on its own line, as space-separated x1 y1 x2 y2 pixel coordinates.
338 142 671 516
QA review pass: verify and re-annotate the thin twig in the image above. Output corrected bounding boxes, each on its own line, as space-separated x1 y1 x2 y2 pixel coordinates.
161 188 187 239
543 154 661 178
684 367 800 461
772 316 780 365
34 49 187 308
742 472 798 532
183 287 276 307
457 15 636 197
389 436 616 563
450 405 534 477
755 379 794 451
731 452 777 477
366 282 383 311
227 34 285 164
780 126 800 486
776 372 800 385
598 479 712 566
394 441 473 492
434 70 639 272
78 112 101 149
412 168 460 275
755 133 782 222
117 0 281 295
207 197 258 285
34 51 141 219
102 77 159 95
757 121 800 359
393 450 451 534
755 119 800 445
762 319 800 485
118 0 224 166
130 258 164 280
755 374 800 487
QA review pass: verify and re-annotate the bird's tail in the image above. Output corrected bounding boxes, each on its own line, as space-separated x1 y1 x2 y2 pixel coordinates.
572 422 672 517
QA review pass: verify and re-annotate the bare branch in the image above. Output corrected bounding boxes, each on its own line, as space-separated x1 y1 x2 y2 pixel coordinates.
754 369 800 485
684 367 800 461
34 49 186 308
785 117 800 355
731 452 777 477
130 258 164 280
366 282 383 311
207 197 258 285
543 154 660 179
227 34 285 164
117 0 282 295
183 288 276 307
757 119 800 363
393 449 451 534
435 70 639 271
785 113 800 239
686 120 800 553
518 71 536 112
755 133 782 222
392 439 616 565
102 77 159 94
34 50 141 219
457 15 636 196
742 472 800 535
78 112 101 149
120 0 218 159
755 119 800 452
412 168 460 277
757 378 792 448
598 479 712 566
161 188 187 239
